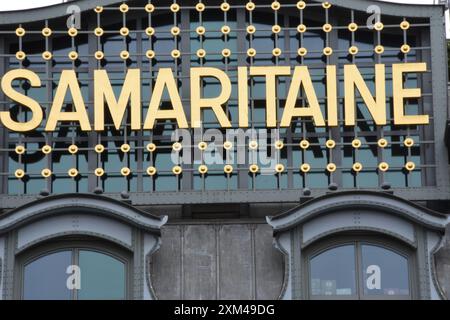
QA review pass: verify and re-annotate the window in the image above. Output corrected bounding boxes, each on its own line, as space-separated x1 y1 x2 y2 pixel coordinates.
17 241 130 300
306 237 413 299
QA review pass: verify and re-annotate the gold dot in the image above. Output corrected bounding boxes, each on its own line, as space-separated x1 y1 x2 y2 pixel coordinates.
298 47 308 57
374 22 384 31
374 45 384 54
16 51 26 61
221 25 231 34
15 27 25 37
68 144 79 154
249 140 258 150
15 169 25 179
224 165 234 174
120 50 130 60
300 163 311 173
400 21 410 30
147 166 157 176
327 163 337 173
352 162 363 172
170 3 180 12
120 143 131 153
326 139 336 149
119 3 129 13
171 49 181 59
323 47 333 56
41 168 52 178
349 46 359 55
198 165 208 174
42 145 52 154
275 164 285 173
145 27 155 36
95 144 105 153
145 4 155 13
272 25 281 34
15 145 26 155
196 26 206 35
146 143 157 152
172 142 182 151
299 139 309 149
249 164 259 173
404 137 414 147
272 48 282 57
247 48 256 57
246 2 255 11
146 50 155 59
42 27 52 37
172 165 183 175
196 3 205 12
322 24 332 33
120 27 130 36
68 168 79 178
42 51 52 60
246 25 256 34
198 141 208 150
68 51 78 60
275 140 284 150
68 27 78 37
223 141 233 150
94 27 104 37
271 1 281 10
196 49 206 58
378 162 389 172
222 48 231 58
378 138 388 148
322 2 331 9
220 3 230 12
405 161 416 172
348 23 358 32
95 51 104 60
95 168 105 177
94 6 104 13
401 44 411 54
297 1 306 10
121 167 131 176
171 26 181 36
352 139 362 149
297 24 307 33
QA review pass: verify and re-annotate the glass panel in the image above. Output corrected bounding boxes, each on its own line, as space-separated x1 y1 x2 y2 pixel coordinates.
310 245 356 297
23 251 72 300
361 245 410 296
78 250 126 300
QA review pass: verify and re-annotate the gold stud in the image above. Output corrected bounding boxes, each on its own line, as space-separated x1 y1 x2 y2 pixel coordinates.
15 27 25 37
374 45 384 54
121 167 131 176
352 139 362 149
246 25 256 34
196 26 206 36
401 44 411 54
198 165 208 174
298 47 308 57
374 22 384 31
68 27 78 37
94 27 104 37
247 48 256 57
322 24 332 33
198 141 208 150
275 140 284 150
171 26 181 36
404 137 414 147
299 139 309 149
222 49 231 58
171 49 181 59
95 51 104 60
223 141 233 150
172 142 182 151
16 51 26 61
220 3 230 12
297 24 307 33
196 48 206 58
172 165 183 175
300 163 311 173
146 50 155 59
68 168 79 178
322 2 331 9
327 163 337 173
352 162 363 172
15 169 25 179
145 27 155 36
41 168 52 178
170 3 180 12
68 51 78 60
221 25 231 34
275 164 285 173
147 166 157 176
120 50 130 60
95 144 105 153
42 51 52 60
145 4 155 13
42 27 52 37
224 164 234 174
94 6 104 13
120 27 129 36
326 139 336 149
272 48 282 57
249 140 258 150
68 144 79 154
120 143 131 153
378 138 388 148
297 1 306 10
349 46 359 55
405 161 416 172
42 145 52 154
15 145 26 155
348 23 358 32
196 3 205 12
400 21 410 30
146 143 156 152
271 1 281 10
378 162 389 172
272 25 281 34
249 164 259 173
246 2 255 11
95 168 105 177
119 3 129 13
323 47 333 56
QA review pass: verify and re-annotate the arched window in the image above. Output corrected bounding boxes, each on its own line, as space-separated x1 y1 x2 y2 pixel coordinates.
305 237 414 300
17 240 131 300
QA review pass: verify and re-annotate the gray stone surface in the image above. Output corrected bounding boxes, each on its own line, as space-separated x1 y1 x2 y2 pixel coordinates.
435 225 450 300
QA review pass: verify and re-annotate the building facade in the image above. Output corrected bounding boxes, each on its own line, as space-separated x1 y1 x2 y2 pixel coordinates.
0 0 449 300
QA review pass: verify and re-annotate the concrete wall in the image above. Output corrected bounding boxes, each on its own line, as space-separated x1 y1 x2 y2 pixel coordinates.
151 223 284 300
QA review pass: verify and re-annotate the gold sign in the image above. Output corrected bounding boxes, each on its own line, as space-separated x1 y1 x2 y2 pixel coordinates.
0 63 428 132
